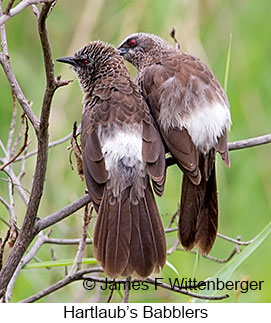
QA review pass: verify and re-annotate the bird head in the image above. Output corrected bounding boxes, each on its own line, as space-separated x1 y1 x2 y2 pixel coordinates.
118 32 174 70
57 41 119 91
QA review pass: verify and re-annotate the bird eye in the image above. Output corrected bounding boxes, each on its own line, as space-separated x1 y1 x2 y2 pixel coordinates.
128 39 136 47
80 59 89 66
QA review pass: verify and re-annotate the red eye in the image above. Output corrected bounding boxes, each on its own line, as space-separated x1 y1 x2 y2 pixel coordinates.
129 39 136 47
81 59 89 66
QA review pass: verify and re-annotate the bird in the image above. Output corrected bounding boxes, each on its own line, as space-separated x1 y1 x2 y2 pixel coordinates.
56 41 166 278
118 33 232 255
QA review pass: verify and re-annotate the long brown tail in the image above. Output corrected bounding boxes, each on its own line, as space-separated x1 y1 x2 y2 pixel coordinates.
178 152 218 255
93 182 166 278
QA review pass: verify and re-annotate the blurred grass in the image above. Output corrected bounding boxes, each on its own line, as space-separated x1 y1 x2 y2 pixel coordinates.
0 0 270 303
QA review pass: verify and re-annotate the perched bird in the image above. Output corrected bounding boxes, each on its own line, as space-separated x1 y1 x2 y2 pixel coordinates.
118 33 231 254
56 41 166 278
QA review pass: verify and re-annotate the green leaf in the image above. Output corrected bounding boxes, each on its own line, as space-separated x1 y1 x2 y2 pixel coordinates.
223 32 232 93
194 222 271 302
23 257 97 269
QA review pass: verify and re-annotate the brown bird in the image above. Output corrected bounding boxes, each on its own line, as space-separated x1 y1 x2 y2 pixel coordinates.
56 41 166 278
118 33 231 255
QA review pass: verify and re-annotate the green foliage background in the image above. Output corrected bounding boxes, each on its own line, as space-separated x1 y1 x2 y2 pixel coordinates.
0 0 270 302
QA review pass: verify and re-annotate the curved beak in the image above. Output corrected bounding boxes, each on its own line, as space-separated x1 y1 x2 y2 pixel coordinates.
56 56 77 66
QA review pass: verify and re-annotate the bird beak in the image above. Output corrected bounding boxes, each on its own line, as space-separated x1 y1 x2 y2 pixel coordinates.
56 56 77 66
118 47 128 56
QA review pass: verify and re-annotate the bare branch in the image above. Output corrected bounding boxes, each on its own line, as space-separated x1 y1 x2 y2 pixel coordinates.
2 168 30 204
7 168 16 228
166 210 178 229
0 4 40 133
5 231 51 302
167 240 179 255
20 268 228 303
31 4 40 18
19 267 104 303
0 216 10 228
6 91 17 154
170 28 180 50
165 226 178 233
122 276 131 303
217 233 255 246
177 246 238 264
69 203 93 274
44 237 92 245
106 282 115 303
0 117 29 171
0 228 10 271
0 0 53 26
227 134 271 151
15 131 74 162
0 196 10 212
166 134 271 168
0 1 67 299
35 194 92 233
4 0 16 15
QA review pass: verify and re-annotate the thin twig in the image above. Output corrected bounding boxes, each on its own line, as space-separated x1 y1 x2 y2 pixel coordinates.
176 246 238 264
122 276 131 303
0 176 31 195
0 117 29 171
0 216 10 228
166 210 178 229
44 238 92 245
69 203 93 274
0 196 10 212
34 194 92 233
167 240 180 255
0 11 40 133
19 267 104 303
4 231 52 302
4 0 16 15
0 0 53 26
170 28 180 50
217 233 256 246
166 134 271 168
11 113 27 155
2 168 30 203
6 91 17 154
165 226 178 233
0 229 10 271
15 131 74 162
227 134 271 151
106 281 115 303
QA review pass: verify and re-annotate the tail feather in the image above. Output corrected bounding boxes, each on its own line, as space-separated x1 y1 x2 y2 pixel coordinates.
94 189 132 278
178 153 218 254
94 183 166 278
195 167 218 254
178 174 201 250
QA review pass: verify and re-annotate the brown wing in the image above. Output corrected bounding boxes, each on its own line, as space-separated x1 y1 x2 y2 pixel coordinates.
81 106 108 212
142 118 165 196
141 52 230 179
81 76 166 209
141 60 201 185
